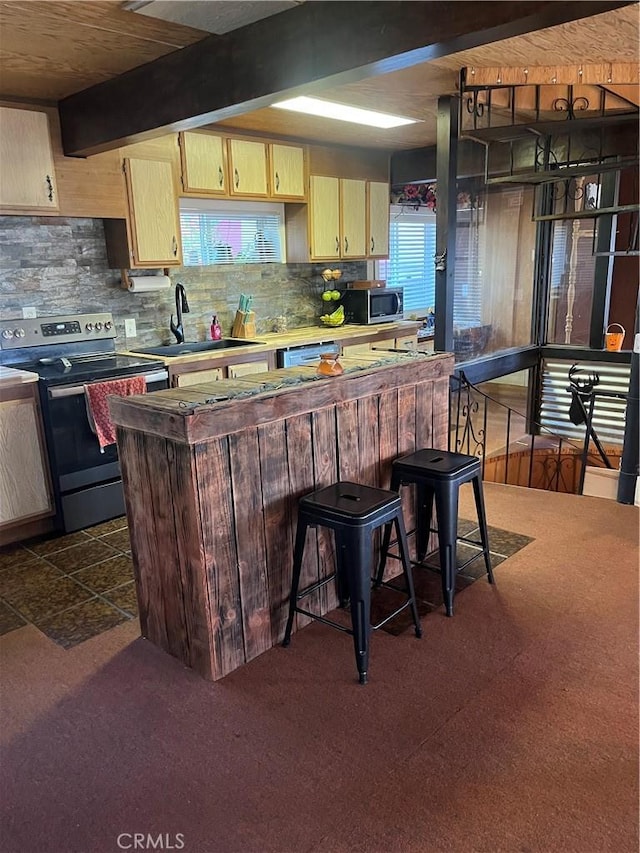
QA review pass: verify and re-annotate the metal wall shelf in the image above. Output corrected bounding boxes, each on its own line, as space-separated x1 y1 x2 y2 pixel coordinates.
461 111 639 145
533 204 639 223
486 157 638 186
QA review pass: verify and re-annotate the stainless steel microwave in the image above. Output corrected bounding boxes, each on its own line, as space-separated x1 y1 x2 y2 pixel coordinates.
341 288 404 324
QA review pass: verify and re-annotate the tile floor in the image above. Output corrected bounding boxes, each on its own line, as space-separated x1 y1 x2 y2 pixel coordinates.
374 518 534 635
0 515 533 649
0 516 136 649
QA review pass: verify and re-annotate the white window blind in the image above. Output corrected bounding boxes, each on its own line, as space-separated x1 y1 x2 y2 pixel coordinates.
454 220 482 327
377 205 436 313
179 199 284 266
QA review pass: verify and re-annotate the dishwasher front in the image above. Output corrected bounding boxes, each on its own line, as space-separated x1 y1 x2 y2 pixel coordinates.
277 342 339 368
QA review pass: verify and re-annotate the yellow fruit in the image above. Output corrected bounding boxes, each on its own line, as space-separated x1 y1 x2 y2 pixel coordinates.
321 290 333 301
330 290 341 300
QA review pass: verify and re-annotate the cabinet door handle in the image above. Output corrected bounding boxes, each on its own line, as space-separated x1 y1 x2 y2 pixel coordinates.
335 236 340 254
234 168 239 189
371 236 375 253
45 175 54 202
275 172 280 191
218 166 224 187
344 236 349 254
172 236 178 257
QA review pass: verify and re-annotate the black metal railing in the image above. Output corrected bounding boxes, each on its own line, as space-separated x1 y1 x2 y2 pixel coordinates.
449 372 624 494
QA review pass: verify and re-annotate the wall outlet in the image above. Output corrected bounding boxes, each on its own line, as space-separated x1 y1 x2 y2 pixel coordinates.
22 307 37 319
124 318 137 337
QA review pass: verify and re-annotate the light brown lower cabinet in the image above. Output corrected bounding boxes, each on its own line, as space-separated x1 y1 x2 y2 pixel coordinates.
0 389 54 528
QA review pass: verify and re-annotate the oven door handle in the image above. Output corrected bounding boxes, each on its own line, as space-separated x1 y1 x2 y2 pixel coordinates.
47 370 169 399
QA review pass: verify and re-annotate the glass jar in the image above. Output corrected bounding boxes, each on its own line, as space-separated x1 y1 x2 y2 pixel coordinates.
317 352 343 376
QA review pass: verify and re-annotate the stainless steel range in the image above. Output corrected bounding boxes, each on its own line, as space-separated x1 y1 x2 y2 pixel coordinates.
0 313 168 533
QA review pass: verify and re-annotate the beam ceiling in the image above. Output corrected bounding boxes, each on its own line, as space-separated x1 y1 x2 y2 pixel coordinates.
58 0 635 157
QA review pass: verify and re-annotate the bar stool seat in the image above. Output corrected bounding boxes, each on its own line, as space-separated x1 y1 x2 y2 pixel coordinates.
378 449 494 617
283 481 422 685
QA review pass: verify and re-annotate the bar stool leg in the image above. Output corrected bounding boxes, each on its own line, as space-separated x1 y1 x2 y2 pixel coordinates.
472 474 495 584
375 521 393 587
345 527 372 685
283 516 309 646
434 486 459 617
334 529 350 607
416 483 434 562
394 512 422 638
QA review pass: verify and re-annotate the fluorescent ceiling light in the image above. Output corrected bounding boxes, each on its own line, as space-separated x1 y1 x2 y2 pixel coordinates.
272 96 417 128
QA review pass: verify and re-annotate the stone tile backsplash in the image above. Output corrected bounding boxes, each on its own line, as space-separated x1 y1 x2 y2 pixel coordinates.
0 216 367 348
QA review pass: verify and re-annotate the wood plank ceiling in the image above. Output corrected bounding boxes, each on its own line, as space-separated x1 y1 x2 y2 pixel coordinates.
0 0 638 151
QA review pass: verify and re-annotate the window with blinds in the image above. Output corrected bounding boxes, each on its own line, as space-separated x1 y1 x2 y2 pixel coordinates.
179 199 285 266
376 205 436 313
454 218 482 328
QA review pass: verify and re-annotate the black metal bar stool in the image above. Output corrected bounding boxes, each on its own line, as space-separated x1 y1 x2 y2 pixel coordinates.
377 449 494 617
283 481 422 685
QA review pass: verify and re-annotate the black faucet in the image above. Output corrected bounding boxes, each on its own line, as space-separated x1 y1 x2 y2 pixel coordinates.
170 282 190 343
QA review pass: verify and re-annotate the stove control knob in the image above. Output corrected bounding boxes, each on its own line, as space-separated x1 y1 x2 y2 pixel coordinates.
104 321 113 331
95 321 103 331
13 328 25 339
85 322 93 332
1 329 13 340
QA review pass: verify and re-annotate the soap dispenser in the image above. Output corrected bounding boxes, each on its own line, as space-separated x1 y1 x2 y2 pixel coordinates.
210 315 222 340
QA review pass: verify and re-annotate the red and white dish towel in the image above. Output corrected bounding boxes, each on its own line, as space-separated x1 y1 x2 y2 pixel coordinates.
85 376 146 450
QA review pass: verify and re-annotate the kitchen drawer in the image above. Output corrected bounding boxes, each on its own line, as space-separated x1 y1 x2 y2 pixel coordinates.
174 368 224 387
227 361 270 378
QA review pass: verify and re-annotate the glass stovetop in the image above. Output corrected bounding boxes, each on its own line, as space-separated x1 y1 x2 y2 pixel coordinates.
10 353 165 386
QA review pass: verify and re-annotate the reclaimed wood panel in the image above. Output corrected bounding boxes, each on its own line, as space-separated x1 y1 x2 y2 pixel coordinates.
311 407 339 613
432 376 450 451
117 429 190 663
378 389 400 582
357 395 380 488
195 437 245 677
336 399 360 483
397 385 417 559
166 440 215 679
286 413 319 629
229 429 271 663
258 420 296 645
416 380 434 450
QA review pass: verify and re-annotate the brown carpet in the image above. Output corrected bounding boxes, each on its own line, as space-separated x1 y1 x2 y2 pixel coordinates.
1 484 638 853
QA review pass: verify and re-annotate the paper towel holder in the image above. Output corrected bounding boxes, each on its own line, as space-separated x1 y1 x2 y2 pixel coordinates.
121 268 172 291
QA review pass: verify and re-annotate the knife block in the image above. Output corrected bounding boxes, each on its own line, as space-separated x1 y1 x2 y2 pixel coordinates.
232 310 256 339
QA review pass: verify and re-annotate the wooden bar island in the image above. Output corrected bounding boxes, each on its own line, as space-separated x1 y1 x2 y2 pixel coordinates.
109 351 454 680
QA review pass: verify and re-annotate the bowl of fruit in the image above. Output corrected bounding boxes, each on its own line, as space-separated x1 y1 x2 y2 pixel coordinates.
320 305 345 327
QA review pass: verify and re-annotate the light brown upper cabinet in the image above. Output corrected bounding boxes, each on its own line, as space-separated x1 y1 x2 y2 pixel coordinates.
228 139 268 197
0 107 57 210
286 175 385 262
309 175 341 260
367 181 390 258
269 143 306 200
105 157 182 268
340 179 367 258
179 131 228 195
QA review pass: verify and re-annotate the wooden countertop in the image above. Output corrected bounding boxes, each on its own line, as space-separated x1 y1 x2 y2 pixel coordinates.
110 350 452 444
0 365 39 388
118 321 421 365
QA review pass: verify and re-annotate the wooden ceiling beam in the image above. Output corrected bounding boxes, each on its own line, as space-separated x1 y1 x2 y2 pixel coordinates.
58 0 635 156
465 63 639 87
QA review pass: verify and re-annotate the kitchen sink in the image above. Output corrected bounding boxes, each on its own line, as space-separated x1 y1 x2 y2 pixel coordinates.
130 339 264 357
